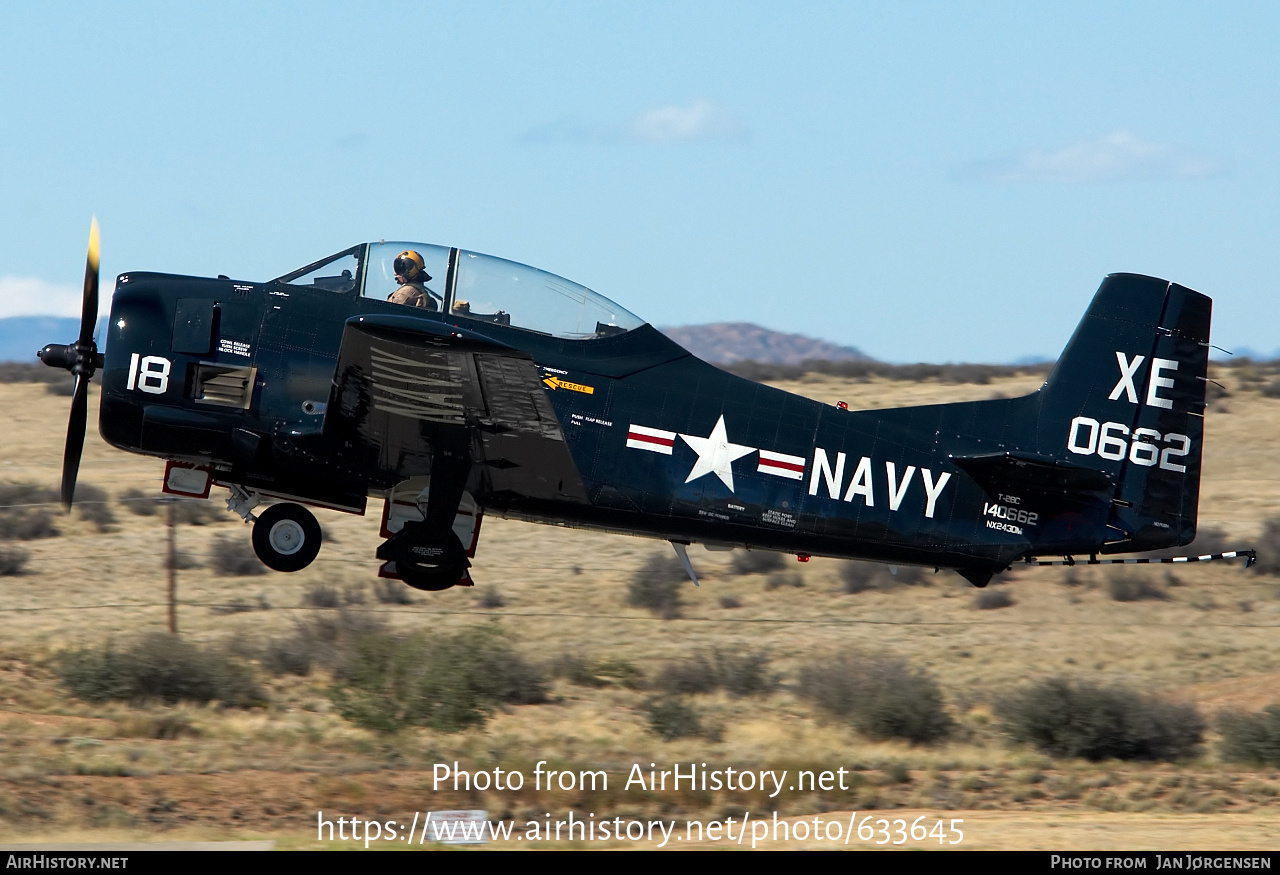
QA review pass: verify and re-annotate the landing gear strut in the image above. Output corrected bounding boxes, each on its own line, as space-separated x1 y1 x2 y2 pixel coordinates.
376 430 474 591
252 502 322 572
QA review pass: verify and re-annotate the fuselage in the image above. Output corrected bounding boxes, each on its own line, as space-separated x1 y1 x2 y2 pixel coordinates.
98 247 1204 578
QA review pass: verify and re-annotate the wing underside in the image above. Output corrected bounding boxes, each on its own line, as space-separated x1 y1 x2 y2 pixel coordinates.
325 317 589 502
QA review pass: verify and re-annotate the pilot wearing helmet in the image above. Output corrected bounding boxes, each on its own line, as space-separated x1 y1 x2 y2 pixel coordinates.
388 250 438 310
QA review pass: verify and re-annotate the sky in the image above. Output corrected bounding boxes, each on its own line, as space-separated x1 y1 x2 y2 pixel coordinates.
2 1 1278 363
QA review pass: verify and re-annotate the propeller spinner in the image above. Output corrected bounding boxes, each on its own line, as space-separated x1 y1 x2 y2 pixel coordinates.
37 218 104 509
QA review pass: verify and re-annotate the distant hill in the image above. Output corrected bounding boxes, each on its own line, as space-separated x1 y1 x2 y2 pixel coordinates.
659 322 872 365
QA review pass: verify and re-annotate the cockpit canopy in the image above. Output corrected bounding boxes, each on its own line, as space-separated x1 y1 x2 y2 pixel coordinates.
273 242 645 341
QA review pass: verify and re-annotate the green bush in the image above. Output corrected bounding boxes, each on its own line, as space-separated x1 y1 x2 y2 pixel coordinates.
57 634 263 707
656 649 775 698
329 624 547 733
797 652 952 744
627 554 685 619
996 678 1204 762
1218 706 1280 766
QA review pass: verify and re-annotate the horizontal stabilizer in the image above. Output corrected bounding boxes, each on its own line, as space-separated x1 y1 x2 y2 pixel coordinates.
950 451 1114 494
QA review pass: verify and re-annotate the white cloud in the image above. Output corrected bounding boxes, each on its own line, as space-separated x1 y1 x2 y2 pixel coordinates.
961 130 1225 183
0 276 89 319
520 99 746 145
627 99 746 144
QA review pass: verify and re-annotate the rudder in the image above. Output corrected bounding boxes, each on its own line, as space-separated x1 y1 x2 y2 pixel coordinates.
1034 274 1210 553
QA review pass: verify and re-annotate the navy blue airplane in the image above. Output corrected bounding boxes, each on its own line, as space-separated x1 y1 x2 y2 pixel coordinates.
39 226 1223 591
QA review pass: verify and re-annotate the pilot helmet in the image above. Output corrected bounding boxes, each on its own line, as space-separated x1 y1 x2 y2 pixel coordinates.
394 250 431 282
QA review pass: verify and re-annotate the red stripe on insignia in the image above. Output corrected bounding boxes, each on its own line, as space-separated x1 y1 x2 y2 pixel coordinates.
629 432 674 447
760 457 805 473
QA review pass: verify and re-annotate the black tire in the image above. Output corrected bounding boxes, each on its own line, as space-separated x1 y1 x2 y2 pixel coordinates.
396 560 465 591
251 503 322 572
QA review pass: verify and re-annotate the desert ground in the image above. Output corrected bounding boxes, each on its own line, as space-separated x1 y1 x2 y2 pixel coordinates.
1 365 1279 851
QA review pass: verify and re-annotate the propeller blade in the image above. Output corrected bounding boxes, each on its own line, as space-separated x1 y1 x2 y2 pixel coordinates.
79 217 99 346
61 373 88 509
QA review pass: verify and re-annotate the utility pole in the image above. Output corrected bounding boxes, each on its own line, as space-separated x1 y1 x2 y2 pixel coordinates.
166 498 178 635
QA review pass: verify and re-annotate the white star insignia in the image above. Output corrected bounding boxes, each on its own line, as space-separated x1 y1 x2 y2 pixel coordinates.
680 415 756 492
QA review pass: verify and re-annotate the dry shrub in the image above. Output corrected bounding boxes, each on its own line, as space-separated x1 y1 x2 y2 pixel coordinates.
1108 574 1169 602
797 652 952 744
627 554 686 619
165 549 201 570
0 363 66 384
373 579 414 604
57 634 263 707
974 589 1015 610
72 482 116 531
1218 706 1280 766
731 550 786 575
119 487 159 517
478 586 505 608
841 562 927 594
209 533 266 576
996 678 1203 762
645 697 718 741
172 499 226 526
0 482 60 540
764 571 804 591
656 649 775 698
1252 518 1280 576
550 654 644 689
259 610 388 677
0 545 29 575
329 623 547 733
302 585 341 609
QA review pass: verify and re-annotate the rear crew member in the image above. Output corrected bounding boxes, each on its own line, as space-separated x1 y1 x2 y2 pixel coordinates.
388 250 437 310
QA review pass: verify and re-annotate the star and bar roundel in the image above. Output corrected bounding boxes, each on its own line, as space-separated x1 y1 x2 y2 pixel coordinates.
626 414 806 492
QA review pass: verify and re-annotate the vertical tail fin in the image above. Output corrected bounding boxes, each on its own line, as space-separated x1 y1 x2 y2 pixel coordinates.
1034 274 1210 552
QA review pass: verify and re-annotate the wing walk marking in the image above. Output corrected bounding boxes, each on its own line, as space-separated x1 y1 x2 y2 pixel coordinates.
757 449 806 480
368 345 465 422
369 383 465 406
369 366 459 389
371 401 464 423
627 424 676 454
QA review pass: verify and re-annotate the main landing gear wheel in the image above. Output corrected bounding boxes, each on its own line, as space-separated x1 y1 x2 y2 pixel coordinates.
380 529 470 591
251 503 322 572
397 559 467 592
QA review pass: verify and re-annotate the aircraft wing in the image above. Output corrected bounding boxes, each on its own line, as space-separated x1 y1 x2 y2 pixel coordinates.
324 314 589 502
